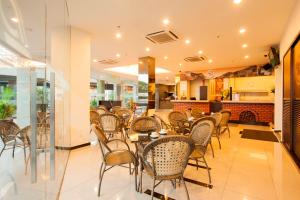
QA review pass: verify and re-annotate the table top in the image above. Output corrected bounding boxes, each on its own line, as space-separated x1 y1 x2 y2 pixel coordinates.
129 130 177 143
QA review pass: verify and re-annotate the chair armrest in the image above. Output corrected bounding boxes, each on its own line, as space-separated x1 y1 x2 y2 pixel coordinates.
106 139 131 151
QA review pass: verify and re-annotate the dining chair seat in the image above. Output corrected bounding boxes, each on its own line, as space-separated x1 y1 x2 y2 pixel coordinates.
105 150 136 166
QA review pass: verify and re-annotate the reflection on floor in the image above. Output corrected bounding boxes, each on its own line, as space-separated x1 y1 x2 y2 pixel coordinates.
59 121 300 200
0 148 69 200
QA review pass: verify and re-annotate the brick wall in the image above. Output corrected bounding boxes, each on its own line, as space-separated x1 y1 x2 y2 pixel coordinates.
173 102 274 123
222 103 274 123
173 102 210 113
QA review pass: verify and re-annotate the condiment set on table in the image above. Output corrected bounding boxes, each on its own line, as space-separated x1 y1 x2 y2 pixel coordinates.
150 129 168 139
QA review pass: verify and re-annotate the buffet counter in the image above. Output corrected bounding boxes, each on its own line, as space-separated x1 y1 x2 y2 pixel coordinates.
171 100 274 123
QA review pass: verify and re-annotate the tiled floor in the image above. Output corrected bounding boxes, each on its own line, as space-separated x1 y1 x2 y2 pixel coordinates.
59 116 300 200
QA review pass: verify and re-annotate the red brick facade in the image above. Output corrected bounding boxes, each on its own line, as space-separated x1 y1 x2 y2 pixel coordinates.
172 102 274 123
222 103 274 123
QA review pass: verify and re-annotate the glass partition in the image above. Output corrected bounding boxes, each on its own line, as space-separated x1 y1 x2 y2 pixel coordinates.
0 0 70 198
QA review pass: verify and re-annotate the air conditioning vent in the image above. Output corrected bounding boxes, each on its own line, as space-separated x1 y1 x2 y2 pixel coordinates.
184 56 206 62
146 30 179 44
97 59 119 65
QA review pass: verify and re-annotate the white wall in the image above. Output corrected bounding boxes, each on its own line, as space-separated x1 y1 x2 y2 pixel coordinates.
275 0 300 131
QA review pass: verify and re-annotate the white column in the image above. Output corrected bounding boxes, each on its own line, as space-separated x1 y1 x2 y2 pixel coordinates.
69 27 91 147
51 27 91 147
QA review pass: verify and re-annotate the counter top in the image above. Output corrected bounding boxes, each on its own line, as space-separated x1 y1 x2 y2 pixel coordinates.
171 100 274 104
171 100 210 103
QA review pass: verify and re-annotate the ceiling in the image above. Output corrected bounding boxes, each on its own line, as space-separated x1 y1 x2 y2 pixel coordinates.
68 0 295 82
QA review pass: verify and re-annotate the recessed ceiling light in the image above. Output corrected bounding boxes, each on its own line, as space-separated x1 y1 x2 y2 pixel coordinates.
138 61 143 64
185 39 191 44
179 63 182 66
115 32 122 39
24 44 29 48
164 56 168 60
145 47 150 52
208 59 213 63
244 55 249 59
239 28 246 34
116 53 120 58
162 18 170 25
93 59 98 63
233 0 242 5
242 44 248 48
11 17 18 23
198 50 203 54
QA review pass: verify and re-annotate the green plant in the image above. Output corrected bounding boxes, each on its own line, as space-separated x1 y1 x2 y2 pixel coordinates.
0 87 16 119
90 98 98 108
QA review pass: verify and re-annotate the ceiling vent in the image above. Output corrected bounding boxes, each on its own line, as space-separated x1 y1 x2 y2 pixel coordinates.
146 30 179 44
97 59 119 65
184 56 206 62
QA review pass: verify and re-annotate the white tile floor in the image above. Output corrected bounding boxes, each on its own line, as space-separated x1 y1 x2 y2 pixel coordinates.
59 122 300 200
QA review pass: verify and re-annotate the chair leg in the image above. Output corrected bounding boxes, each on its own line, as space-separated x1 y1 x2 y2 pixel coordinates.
139 162 143 193
0 144 6 157
209 141 215 158
134 164 138 191
203 157 211 184
98 163 105 197
151 178 155 200
217 135 221 149
227 125 231 138
25 146 31 175
12 139 16 158
23 144 27 164
129 163 132 175
181 175 190 200
195 159 199 170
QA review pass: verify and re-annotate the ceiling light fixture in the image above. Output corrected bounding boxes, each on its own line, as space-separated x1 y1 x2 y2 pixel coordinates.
198 50 203 54
93 59 98 63
24 44 29 48
115 32 122 39
244 55 249 59
242 43 248 48
162 18 170 25
179 63 182 66
185 39 191 44
164 56 168 60
239 28 246 34
233 0 242 5
145 47 150 52
11 17 18 23
116 53 120 58
208 59 213 63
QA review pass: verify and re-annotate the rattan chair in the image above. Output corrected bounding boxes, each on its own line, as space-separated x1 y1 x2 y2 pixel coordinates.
191 117 216 158
97 107 107 115
90 110 101 126
139 136 195 200
168 111 190 134
191 108 205 119
0 120 20 157
211 112 222 149
130 116 161 135
153 114 172 130
111 106 121 113
98 105 108 111
115 108 133 138
220 110 231 138
91 124 138 197
189 121 214 184
99 113 122 139
0 121 31 172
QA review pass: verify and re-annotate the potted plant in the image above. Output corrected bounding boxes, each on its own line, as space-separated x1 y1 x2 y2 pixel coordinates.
0 87 16 120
